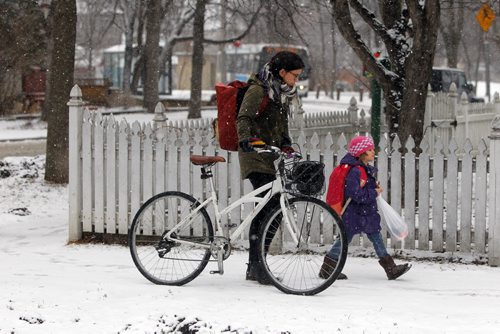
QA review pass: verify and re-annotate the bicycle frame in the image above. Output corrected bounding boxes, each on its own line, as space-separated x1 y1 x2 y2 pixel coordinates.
165 152 302 249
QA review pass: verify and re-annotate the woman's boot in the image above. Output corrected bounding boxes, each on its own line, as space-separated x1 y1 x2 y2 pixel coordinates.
318 255 347 280
378 255 411 280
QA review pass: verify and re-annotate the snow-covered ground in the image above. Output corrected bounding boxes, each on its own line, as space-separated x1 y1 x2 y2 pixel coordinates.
1 156 500 333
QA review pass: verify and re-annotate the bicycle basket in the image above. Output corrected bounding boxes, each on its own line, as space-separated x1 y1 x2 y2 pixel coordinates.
285 160 325 196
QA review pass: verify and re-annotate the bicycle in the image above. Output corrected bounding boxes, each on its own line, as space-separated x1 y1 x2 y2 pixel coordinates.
128 146 348 295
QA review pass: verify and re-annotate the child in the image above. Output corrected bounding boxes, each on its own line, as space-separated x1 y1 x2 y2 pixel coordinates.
320 136 410 280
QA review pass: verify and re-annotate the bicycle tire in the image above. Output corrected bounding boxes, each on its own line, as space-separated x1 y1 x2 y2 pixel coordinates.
257 196 347 295
129 191 214 286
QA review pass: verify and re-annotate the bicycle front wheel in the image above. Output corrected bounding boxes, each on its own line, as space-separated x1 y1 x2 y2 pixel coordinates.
129 191 214 286
258 196 347 295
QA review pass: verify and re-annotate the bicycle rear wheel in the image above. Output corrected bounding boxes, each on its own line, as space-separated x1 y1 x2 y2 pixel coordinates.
258 196 347 295
129 191 214 285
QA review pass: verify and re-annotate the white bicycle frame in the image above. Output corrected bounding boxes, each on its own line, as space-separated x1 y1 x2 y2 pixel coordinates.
165 151 302 251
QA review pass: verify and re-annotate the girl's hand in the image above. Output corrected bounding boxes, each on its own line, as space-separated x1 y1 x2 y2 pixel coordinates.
375 182 383 195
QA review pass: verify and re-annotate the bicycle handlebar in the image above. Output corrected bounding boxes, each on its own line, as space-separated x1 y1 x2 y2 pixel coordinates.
255 145 302 159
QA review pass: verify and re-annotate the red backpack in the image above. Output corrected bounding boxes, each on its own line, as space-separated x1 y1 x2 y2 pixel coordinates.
214 80 269 151
326 164 367 216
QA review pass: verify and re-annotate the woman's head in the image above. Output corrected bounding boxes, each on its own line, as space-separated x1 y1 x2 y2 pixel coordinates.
268 51 305 87
348 136 375 162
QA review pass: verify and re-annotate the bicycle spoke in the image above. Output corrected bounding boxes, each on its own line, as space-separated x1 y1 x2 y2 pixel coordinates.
259 197 347 295
129 192 214 286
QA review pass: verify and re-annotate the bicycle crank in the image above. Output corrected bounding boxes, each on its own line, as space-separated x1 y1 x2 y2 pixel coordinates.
209 237 231 275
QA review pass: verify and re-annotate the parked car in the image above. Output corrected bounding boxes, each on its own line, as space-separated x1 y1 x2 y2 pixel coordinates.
430 67 484 103
335 81 352 92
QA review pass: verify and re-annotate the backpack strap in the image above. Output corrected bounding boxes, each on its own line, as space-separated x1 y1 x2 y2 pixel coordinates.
257 94 270 116
341 166 369 215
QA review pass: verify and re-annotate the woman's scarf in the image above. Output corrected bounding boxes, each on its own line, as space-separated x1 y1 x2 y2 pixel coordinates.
257 63 298 104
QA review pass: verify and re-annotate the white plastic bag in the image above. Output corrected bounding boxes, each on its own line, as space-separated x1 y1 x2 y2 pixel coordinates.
377 196 408 240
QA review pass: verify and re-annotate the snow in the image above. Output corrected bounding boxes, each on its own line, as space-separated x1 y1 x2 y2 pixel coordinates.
1 156 500 333
0 119 47 141
475 81 500 100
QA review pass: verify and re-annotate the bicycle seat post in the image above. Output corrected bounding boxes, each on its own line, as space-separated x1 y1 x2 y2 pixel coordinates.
200 165 213 179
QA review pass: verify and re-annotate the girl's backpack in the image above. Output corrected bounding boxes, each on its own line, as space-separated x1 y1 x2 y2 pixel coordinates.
325 164 367 216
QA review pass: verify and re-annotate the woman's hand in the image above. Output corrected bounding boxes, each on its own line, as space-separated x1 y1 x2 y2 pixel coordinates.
375 182 383 195
239 137 266 152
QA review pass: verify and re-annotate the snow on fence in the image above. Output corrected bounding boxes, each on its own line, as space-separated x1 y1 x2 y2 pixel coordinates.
68 85 500 266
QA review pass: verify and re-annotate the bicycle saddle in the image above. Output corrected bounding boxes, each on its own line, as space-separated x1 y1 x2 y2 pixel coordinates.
190 155 226 165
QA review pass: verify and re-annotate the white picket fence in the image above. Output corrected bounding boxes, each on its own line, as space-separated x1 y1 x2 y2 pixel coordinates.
424 83 500 152
68 85 500 266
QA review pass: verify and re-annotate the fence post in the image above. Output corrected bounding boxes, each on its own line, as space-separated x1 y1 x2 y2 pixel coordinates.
153 101 166 124
448 82 460 142
489 116 500 266
460 91 469 142
494 92 500 114
68 85 84 242
295 99 305 131
348 96 358 127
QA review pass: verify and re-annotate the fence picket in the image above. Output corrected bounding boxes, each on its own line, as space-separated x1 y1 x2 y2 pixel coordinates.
432 139 445 251
82 110 93 232
460 139 473 252
418 138 430 250
378 135 389 247
130 121 142 230
179 130 191 195
216 149 229 235
390 136 402 249
309 133 322 242
446 139 459 252
404 137 416 249
118 120 130 234
142 124 154 235
155 129 166 195
229 151 242 238
94 112 105 233
105 115 117 234
475 139 488 253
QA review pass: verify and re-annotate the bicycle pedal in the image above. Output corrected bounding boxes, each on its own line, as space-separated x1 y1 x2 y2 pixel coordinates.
209 270 224 275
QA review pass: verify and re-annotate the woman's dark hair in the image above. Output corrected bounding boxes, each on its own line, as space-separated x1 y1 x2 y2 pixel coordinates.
268 51 305 77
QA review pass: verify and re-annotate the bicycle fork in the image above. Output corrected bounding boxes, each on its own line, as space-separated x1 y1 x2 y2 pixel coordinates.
280 195 301 245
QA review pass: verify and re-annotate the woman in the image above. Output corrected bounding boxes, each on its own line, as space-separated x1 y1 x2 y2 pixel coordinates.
320 136 411 280
236 51 304 284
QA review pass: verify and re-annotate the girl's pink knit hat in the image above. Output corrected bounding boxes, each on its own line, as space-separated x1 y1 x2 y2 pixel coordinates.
348 136 375 157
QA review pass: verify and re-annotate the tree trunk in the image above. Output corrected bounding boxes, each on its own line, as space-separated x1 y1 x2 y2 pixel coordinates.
331 0 439 146
122 0 139 93
440 0 464 68
45 0 76 183
399 2 440 146
130 0 146 94
330 9 337 99
0 67 21 116
218 0 227 83
188 0 206 119
143 0 162 113
42 2 55 121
